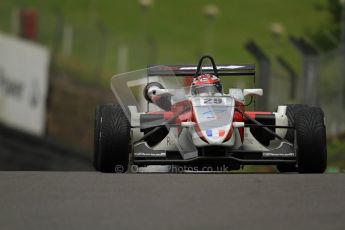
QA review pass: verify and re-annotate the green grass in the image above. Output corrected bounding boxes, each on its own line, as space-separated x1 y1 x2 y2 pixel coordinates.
327 136 345 171
0 0 329 82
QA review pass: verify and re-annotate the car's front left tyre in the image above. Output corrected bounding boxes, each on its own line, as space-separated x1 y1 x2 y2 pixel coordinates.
294 107 327 173
277 105 327 173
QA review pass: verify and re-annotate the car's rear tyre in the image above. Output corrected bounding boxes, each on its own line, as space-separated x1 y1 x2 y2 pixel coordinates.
277 104 308 172
94 104 131 173
294 107 327 173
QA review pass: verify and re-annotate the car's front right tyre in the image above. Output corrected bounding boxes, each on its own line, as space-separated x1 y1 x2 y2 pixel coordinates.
94 104 131 173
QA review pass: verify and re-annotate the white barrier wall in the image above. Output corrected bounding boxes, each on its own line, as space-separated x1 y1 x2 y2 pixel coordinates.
0 32 50 136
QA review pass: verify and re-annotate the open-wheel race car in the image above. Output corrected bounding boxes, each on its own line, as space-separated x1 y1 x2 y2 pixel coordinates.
94 55 327 173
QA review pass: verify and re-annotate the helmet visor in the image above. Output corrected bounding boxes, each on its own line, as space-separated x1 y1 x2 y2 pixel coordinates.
194 84 221 95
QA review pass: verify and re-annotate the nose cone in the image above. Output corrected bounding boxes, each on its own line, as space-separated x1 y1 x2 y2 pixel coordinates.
191 97 234 144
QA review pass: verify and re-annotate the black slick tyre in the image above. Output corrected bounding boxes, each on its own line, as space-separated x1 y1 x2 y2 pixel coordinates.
294 107 327 173
94 104 131 173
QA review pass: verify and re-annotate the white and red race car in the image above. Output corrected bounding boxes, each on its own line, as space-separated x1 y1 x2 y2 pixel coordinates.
94 56 327 173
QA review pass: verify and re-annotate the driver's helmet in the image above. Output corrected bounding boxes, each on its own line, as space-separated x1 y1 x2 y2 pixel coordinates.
191 74 223 96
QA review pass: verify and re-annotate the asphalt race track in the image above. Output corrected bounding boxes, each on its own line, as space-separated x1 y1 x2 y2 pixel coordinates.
0 172 344 230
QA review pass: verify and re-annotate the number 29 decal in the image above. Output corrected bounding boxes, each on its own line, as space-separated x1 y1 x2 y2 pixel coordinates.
201 98 225 105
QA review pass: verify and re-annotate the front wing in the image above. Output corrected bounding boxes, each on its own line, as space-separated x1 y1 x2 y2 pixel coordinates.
131 127 297 168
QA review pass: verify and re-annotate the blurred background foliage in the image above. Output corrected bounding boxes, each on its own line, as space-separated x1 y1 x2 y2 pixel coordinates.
0 0 333 81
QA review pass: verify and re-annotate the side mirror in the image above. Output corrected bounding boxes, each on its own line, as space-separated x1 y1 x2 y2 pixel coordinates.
243 89 263 97
151 88 175 96
233 122 245 128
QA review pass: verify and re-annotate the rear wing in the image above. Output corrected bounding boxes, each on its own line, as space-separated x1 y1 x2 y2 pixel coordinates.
147 64 255 76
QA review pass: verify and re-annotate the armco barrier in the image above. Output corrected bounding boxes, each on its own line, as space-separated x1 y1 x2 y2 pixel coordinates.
0 122 92 170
